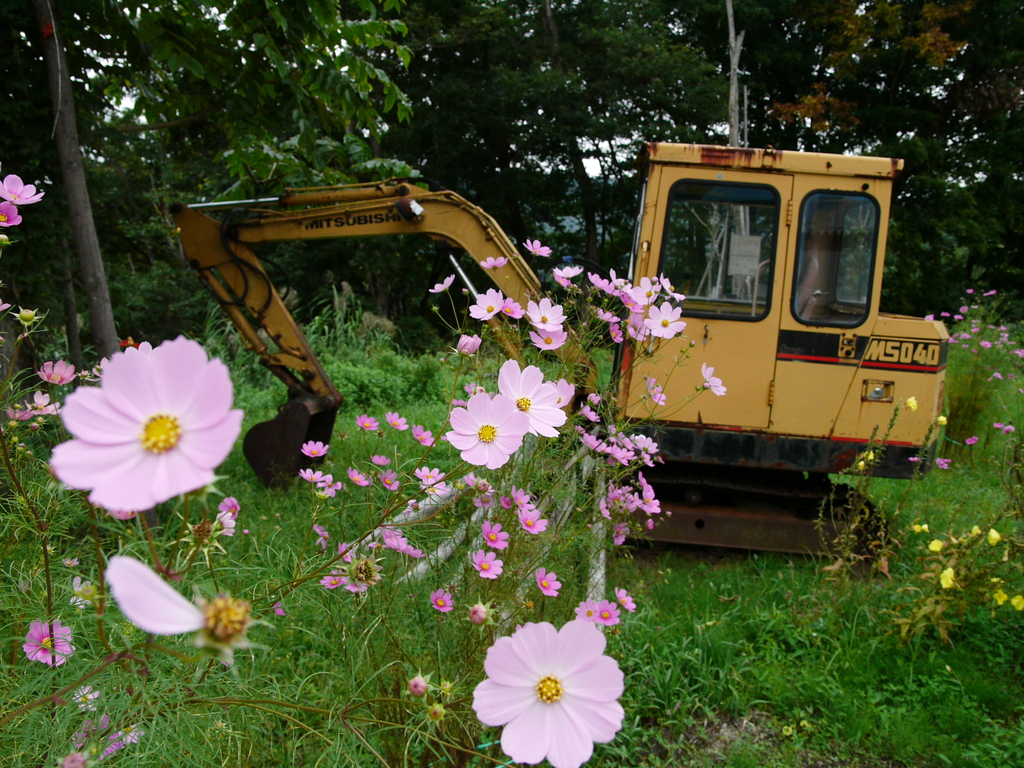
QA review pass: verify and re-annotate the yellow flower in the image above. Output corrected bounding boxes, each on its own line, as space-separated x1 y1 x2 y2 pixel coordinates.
937 415 948 426
988 529 1002 546
782 725 795 737
1012 595 1024 611
906 396 919 412
994 589 1009 605
928 539 944 553
912 523 930 533
940 568 956 589
857 461 866 471
970 525 981 536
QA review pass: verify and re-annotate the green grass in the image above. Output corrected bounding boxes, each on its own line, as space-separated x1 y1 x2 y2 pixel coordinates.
5 305 1024 767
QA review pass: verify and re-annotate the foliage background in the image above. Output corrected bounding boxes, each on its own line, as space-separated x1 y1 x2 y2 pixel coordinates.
2 0 1023 358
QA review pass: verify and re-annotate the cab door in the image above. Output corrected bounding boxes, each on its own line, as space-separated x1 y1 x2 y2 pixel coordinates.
624 165 793 430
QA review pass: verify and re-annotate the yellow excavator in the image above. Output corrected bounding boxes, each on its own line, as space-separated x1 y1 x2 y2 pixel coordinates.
172 143 946 553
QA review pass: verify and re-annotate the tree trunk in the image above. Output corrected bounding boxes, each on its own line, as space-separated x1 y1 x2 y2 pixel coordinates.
31 0 120 359
58 240 84 370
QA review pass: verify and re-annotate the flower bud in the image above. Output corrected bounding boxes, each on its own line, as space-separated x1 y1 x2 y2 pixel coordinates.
469 602 490 625
427 703 446 722
456 334 482 357
17 307 37 327
61 753 89 768
408 675 428 697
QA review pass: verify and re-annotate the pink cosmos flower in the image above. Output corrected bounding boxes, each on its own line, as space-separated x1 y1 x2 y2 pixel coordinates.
553 264 583 288
318 477 343 497
524 239 552 257
302 440 328 457
356 414 379 431
105 556 251 660
615 588 636 612
497 359 567 437
518 507 548 534
216 508 237 536
554 379 575 409
72 685 100 711
579 405 600 423
472 549 503 579
536 568 561 596
966 436 979 446
49 337 243 512
629 277 662 306
24 620 74 666
526 298 566 332
431 588 454 613
413 425 435 446
575 600 599 621
386 412 408 430
644 303 686 339
701 363 727 396
0 201 22 227
643 378 667 409
1 174 45 205
472 620 624 768
457 334 482 356
38 360 77 385
595 600 620 626
322 571 346 589
273 602 286 616
429 274 456 293
936 458 952 469
381 469 400 490
371 455 390 466
529 328 568 351
482 520 510 549
612 522 628 545
481 256 509 270
299 468 326 483
447 392 531 469
609 323 624 344
218 496 240 516
470 289 505 321
414 466 446 486
347 468 371 487
500 297 525 319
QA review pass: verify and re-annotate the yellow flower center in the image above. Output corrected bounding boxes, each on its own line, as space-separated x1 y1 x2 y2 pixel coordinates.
536 675 564 704
140 413 182 453
203 596 251 641
541 315 549 323
516 397 532 412
486 304 495 313
488 533 497 541
586 609 594 617
0 214 7 223
478 424 497 443
436 599 446 607
601 610 611 619
41 637 54 649
525 519 534 527
544 337 553 345
541 580 549 588
480 562 490 570
661 319 670 327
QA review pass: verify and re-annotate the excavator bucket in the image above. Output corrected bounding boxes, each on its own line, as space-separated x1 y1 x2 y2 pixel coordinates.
242 390 339 488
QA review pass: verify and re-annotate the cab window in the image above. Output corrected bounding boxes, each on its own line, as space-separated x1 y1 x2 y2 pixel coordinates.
658 181 779 320
793 192 879 327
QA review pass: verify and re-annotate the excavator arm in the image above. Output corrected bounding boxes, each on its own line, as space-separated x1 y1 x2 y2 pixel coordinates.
171 180 553 485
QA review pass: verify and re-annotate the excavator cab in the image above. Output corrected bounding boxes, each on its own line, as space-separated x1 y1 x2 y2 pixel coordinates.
619 144 946 551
